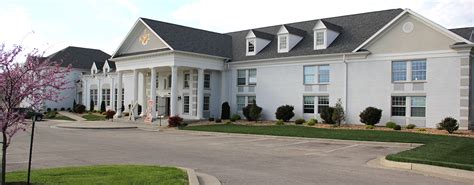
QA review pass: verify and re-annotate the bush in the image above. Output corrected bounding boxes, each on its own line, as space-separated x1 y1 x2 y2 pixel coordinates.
208 117 215 122
105 110 116 120
230 114 241 122
332 99 345 126
46 108 51 112
359 107 382 126
221 102 230 120
365 125 375 129
168 115 183 127
275 120 285 125
215 119 222 123
242 100 262 121
224 120 232 124
417 128 426 132
393 125 402 130
385 122 397 128
275 105 295 122
67 107 71 111
53 108 58 111
437 117 459 134
294 118 305 125
74 104 86 114
60 107 65 111
406 124 416 129
320 107 335 124
100 101 106 113
305 118 317 126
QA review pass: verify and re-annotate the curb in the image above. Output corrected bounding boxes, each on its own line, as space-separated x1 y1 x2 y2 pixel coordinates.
173 129 423 148
379 156 474 181
55 124 137 129
180 167 199 185
178 167 221 185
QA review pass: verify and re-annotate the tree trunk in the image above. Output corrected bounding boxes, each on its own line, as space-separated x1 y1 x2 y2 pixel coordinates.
2 132 7 185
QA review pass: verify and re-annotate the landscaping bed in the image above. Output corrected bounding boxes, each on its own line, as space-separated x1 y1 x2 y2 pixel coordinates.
6 165 187 185
82 113 106 121
44 111 76 121
182 123 474 171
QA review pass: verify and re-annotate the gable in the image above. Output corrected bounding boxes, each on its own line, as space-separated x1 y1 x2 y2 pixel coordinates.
115 21 169 56
365 14 457 54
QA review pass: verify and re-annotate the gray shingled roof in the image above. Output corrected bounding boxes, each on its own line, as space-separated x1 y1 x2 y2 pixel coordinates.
450 27 473 42
226 9 404 61
251 30 275 40
283 25 306 37
47 46 111 69
141 18 233 58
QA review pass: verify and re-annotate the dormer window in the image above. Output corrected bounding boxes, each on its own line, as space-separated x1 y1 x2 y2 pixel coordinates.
245 30 272 56
315 31 325 48
247 39 255 53
277 25 305 53
278 35 288 52
313 20 342 50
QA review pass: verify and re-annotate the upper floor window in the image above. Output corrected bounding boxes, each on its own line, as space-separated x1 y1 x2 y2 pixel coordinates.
315 31 325 46
247 39 255 55
278 35 288 52
304 65 330 84
183 73 190 89
237 69 257 86
392 60 426 82
204 74 211 89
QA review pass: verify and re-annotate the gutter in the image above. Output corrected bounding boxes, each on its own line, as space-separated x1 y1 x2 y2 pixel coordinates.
228 51 370 65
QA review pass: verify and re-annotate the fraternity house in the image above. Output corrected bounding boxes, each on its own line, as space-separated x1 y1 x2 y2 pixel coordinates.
78 9 473 129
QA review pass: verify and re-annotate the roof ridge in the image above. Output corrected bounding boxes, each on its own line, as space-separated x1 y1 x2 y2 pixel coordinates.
224 8 403 34
140 17 231 38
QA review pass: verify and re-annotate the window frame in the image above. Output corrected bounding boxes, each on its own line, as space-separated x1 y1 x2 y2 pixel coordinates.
410 96 426 117
204 73 211 89
102 89 111 106
391 60 427 83
246 39 256 55
391 96 406 117
303 65 330 84
303 96 315 114
236 96 256 112
237 69 257 86
248 69 257 85
183 95 190 114
183 73 190 89
203 96 210 111
278 35 288 52
411 60 427 81
314 30 326 49
317 96 329 114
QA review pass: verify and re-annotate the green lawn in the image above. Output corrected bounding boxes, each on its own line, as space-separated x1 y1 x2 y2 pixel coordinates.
6 165 187 185
49 115 76 121
82 113 106 121
182 124 474 171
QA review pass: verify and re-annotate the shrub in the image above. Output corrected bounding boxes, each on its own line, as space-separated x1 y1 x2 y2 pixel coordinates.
221 102 230 120
385 122 397 128
294 118 305 125
275 105 295 122
105 110 116 119
320 107 335 124
406 124 416 129
437 117 459 134
60 107 65 111
230 114 241 122
66 107 71 111
359 107 382 126
100 101 106 113
242 100 262 121
90 100 94 112
275 120 285 125
46 108 51 112
332 99 345 126
224 120 232 124
305 118 317 126
417 128 426 132
215 119 222 123
393 125 402 130
365 125 375 129
168 115 183 127
74 104 86 114
53 108 58 111
208 117 215 122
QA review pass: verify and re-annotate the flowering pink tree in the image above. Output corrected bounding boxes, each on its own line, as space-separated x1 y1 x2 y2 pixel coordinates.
0 44 70 184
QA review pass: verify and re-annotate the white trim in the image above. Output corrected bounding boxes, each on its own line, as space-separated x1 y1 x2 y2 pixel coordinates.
352 9 472 52
230 51 370 65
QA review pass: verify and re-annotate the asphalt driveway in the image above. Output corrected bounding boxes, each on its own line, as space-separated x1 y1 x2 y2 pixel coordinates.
5 121 470 185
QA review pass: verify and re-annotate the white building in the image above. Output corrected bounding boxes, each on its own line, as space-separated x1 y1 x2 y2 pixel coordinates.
79 8 473 129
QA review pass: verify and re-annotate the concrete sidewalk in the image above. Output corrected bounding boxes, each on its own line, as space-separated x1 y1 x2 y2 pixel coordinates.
55 121 138 129
57 111 86 121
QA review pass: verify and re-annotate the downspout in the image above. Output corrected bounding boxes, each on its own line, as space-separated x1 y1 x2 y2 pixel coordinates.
343 54 348 122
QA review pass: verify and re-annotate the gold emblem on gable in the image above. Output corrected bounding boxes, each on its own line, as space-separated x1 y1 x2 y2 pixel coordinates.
139 30 150 45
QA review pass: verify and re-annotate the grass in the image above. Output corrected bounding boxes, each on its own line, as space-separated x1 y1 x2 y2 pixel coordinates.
82 113 106 121
49 115 76 121
182 124 474 171
6 165 188 185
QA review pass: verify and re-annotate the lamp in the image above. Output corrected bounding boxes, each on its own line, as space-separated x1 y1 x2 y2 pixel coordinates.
178 96 182 101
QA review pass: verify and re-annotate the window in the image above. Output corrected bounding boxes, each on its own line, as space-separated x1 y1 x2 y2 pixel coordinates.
168 75 172 88
237 69 257 86
304 65 330 84
411 60 426 81
411 96 426 117
318 65 330 83
315 31 325 46
114 88 124 111
236 96 256 111
248 40 255 53
279 35 288 51
304 66 316 84
303 96 315 113
317 96 329 113
183 96 189 114
392 61 407 82
248 69 257 85
90 89 98 106
237 96 246 111
163 79 167 89
203 96 210 111
183 73 190 88
155 74 159 88
391 96 406 116
102 89 111 106
204 74 211 89
237 70 246 85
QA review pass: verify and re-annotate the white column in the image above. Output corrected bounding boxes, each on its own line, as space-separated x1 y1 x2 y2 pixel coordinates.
98 78 102 110
170 66 178 116
116 71 123 117
133 69 139 116
150 68 157 119
197 68 204 119
140 71 147 116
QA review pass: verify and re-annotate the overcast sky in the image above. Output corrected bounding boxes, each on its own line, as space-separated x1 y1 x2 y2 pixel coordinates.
0 0 472 55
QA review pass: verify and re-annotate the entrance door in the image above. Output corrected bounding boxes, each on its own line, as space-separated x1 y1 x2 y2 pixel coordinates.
166 97 171 116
